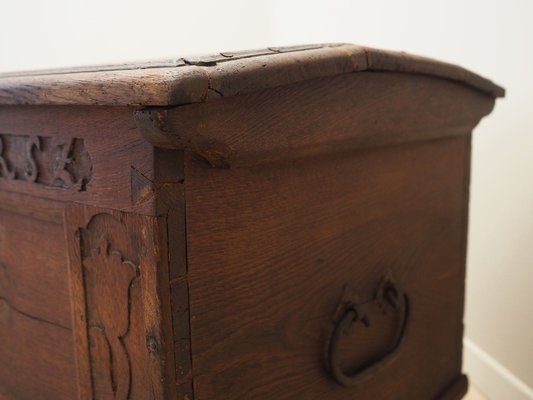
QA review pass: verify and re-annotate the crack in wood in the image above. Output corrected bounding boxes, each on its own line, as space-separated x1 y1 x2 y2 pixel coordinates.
0 295 70 331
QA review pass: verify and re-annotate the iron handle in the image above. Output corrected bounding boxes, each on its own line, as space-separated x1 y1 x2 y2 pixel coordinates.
326 275 409 387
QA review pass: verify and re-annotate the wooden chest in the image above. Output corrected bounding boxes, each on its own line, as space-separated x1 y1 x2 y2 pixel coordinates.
0 44 503 400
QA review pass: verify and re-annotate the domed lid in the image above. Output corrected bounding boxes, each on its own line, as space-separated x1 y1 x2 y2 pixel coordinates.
0 43 504 106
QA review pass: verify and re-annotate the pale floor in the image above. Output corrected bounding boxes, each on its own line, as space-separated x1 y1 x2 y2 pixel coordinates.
464 386 487 400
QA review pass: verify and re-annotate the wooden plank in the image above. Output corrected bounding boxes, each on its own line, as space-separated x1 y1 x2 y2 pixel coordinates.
152 148 194 397
0 207 71 329
184 136 471 399
0 299 77 400
0 197 77 399
65 205 176 399
0 44 503 106
0 190 64 223
0 106 156 214
135 72 495 168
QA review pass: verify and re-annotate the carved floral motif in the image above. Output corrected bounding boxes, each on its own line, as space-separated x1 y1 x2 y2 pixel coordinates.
0 136 14 179
69 210 164 399
0 133 92 190
82 238 138 400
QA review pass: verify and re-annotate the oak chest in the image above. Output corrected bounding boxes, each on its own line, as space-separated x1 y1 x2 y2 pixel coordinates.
0 44 503 400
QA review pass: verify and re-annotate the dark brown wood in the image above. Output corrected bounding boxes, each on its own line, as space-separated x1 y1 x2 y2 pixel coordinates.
0 106 156 214
0 193 77 400
0 133 91 189
134 72 494 167
0 44 504 106
152 148 194 397
436 375 469 400
184 136 471 399
65 205 176 400
0 44 503 400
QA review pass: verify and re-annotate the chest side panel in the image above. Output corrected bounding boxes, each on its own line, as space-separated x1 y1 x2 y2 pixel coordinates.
184 136 471 400
0 192 77 399
0 106 179 400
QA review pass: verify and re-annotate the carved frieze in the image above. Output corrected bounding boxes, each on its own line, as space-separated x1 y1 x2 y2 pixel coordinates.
0 133 92 190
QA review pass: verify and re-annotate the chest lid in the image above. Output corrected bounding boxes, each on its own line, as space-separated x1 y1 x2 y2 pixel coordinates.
0 43 504 106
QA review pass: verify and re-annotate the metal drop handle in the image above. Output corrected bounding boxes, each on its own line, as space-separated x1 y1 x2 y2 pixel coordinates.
326 275 409 387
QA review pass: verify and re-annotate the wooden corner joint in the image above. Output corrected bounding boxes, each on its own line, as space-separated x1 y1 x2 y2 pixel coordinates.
134 107 233 169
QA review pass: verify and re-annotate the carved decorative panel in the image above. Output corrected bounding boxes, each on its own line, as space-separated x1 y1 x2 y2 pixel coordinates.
66 207 175 400
83 236 138 399
0 133 92 190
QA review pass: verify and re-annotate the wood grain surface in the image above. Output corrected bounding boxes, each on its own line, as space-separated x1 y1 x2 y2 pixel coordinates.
0 193 77 400
135 71 494 167
0 44 504 106
0 106 157 214
65 205 176 400
0 44 504 400
184 136 471 399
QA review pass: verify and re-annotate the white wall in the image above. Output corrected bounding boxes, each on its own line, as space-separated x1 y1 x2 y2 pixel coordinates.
1 1 532 398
